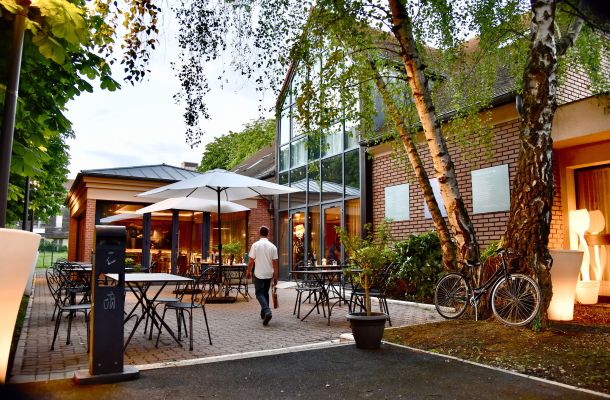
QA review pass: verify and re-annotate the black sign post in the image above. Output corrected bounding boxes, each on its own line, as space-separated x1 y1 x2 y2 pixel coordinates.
74 226 139 384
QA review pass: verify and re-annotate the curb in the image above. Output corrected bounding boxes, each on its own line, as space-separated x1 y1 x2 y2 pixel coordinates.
136 340 350 371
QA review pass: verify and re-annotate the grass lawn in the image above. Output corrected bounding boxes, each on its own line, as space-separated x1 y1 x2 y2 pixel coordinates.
36 251 67 268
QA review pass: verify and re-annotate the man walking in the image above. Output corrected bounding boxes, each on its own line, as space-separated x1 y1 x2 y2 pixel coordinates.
247 226 278 326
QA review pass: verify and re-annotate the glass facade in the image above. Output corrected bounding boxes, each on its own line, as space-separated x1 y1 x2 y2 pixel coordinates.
98 201 247 272
276 65 362 275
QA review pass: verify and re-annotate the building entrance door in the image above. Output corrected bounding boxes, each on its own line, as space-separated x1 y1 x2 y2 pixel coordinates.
322 204 342 265
290 209 306 269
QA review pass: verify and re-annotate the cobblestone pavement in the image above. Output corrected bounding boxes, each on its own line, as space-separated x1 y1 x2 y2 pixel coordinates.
10 272 442 383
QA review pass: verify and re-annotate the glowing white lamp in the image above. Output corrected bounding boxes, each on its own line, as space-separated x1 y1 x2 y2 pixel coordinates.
0 229 41 383
587 210 606 281
548 249 583 321
568 209 591 280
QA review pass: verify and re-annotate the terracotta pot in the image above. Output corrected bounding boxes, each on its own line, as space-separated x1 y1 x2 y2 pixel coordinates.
0 228 41 383
346 312 387 349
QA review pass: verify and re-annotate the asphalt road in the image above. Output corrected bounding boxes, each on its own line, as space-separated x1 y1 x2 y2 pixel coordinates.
2 343 605 399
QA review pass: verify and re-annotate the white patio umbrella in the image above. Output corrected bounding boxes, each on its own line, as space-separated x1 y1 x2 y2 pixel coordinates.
137 169 299 266
134 197 249 214
100 213 141 224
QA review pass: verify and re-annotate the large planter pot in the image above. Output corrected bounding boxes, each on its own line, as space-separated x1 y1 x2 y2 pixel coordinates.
346 312 388 350
576 280 600 305
0 228 41 383
548 249 583 321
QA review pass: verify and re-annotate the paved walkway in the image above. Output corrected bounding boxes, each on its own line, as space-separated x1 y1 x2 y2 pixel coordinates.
5 344 605 399
10 272 441 383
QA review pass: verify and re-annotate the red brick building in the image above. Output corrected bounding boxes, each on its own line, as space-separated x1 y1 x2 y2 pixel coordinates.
274 64 610 293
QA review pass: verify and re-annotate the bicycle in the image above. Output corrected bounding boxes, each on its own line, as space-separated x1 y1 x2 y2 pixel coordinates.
434 249 541 327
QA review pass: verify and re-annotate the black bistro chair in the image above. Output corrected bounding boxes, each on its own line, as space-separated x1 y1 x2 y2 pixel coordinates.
47 266 91 351
292 262 326 319
155 266 216 350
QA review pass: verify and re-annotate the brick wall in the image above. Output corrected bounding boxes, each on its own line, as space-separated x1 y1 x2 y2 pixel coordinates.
548 161 564 248
82 200 96 262
247 198 273 251
557 56 610 105
371 118 522 249
68 217 78 261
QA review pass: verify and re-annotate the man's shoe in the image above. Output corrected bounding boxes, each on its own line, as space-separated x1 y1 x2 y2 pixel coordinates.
260 311 265 320
263 312 272 326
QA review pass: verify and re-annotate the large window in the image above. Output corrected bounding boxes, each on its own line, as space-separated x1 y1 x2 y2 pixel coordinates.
210 212 247 264
345 122 359 150
279 145 289 172
308 161 321 204
308 206 320 263
290 166 307 208
345 149 360 194
278 211 289 275
291 138 306 167
323 124 342 157
321 155 343 202
276 65 362 273
280 108 290 145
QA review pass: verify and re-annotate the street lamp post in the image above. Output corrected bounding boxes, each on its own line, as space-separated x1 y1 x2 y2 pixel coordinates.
0 0 30 227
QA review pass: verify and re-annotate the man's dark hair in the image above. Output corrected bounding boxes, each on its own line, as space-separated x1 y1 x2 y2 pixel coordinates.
260 226 269 237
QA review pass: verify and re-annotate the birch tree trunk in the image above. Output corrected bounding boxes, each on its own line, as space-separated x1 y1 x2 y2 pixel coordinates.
387 0 480 273
504 0 582 328
369 59 457 270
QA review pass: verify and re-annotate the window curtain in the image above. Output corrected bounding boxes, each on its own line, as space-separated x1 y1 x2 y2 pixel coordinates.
576 165 610 235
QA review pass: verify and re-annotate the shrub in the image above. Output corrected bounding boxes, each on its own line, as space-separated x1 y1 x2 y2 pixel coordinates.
337 220 396 315
392 231 444 303
38 240 67 252
480 240 500 263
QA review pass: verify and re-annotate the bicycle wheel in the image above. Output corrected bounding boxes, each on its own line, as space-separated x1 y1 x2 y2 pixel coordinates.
491 273 540 327
434 273 470 319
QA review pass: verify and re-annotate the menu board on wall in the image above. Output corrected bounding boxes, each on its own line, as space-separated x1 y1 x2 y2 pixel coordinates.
385 184 409 221
471 164 510 214
424 178 447 219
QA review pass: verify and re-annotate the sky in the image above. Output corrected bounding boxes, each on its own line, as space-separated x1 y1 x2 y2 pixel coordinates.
65 14 276 179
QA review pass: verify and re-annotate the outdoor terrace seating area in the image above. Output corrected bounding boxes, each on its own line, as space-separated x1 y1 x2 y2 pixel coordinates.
9 270 442 383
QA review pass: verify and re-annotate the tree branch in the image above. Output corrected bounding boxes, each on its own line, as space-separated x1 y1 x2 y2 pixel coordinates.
556 12 584 56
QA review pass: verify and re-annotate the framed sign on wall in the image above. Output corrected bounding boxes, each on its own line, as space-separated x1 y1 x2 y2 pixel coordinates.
471 164 510 214
385 184 409 221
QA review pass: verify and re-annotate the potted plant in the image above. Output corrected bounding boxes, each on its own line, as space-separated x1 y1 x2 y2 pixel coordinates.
222 241 243 265
337 220 395 349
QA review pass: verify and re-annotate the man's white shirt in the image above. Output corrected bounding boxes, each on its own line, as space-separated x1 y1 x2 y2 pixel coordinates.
249 238 278 279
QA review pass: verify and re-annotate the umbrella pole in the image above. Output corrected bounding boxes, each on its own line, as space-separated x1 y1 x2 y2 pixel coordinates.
217 190 222 267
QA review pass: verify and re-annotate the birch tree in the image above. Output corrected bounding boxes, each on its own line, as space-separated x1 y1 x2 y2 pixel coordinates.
504 0 610 327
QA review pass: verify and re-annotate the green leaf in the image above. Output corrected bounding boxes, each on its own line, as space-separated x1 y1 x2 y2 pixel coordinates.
32 33 66 64
32 0 88 45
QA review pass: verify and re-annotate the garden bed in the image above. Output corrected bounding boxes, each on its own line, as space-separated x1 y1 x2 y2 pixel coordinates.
383 303 610 395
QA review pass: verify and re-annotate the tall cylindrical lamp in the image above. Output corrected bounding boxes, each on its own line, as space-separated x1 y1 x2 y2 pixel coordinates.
0 228 40 383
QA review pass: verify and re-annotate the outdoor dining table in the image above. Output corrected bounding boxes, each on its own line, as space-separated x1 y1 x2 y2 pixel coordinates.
105 272 193 350
290 269 347 326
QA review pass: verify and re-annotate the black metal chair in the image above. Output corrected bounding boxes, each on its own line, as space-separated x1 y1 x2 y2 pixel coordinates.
48 266 91 351
349 263 395 326
292 262 326 319
155 266 215 350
